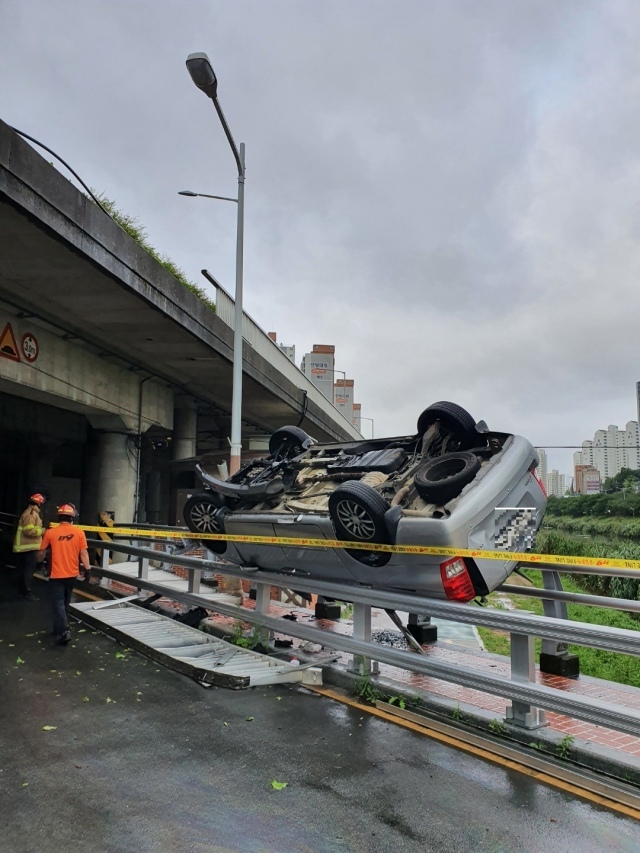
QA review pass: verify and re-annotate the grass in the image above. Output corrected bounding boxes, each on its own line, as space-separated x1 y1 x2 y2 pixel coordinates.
92 193 217 312
543 514 640 542
478 567 640 688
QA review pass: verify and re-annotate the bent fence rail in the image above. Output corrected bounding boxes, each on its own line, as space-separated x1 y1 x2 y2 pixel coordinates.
87 537 640 739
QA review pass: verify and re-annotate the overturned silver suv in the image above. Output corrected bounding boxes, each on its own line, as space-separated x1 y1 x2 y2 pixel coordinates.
184 402 547 601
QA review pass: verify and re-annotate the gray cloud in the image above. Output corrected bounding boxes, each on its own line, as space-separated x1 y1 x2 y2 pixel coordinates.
2 0 639 476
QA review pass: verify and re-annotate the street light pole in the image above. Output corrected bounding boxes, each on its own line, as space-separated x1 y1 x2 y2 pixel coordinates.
361 417 375 439
185 52 246 475
230 142 245 475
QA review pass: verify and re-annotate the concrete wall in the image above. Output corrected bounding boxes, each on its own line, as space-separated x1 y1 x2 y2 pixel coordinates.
0 305 173 432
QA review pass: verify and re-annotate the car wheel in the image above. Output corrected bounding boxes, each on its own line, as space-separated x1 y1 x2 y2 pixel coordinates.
414 451 481 504
183 491 228 554
416 401 476 448
328 480 391 566
269 425 311 459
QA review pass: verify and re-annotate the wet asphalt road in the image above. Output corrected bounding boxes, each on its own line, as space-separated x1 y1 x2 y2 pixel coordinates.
0 577 638 853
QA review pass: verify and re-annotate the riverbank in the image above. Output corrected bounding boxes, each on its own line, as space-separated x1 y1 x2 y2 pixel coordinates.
543 514 640 541
477 530 640 688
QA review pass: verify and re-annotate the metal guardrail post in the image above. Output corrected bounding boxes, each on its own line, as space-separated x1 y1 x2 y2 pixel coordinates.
188 569 202 594
505 633 547 729
254 582 271 645
348 602 372 676
99 546 110 588
138 558 149 580
539 570 580 678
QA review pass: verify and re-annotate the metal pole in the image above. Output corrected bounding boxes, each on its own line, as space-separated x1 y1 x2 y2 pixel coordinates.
361 417 374 438
348 602 372 676
505 633 546 730
229 142 245 475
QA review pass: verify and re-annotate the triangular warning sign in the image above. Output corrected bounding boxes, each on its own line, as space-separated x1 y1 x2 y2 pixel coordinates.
0 322 20 362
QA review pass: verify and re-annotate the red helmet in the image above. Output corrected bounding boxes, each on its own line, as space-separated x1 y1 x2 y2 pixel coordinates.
30 494 45 506
57 503 77 518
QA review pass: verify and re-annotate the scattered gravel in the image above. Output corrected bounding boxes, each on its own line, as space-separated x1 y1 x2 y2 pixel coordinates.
371 628 409 649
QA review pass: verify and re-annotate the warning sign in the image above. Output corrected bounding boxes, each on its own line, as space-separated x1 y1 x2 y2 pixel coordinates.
21 333 38 363
0 323 20 362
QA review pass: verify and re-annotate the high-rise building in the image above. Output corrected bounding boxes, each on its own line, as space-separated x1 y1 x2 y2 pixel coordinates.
575 465 601 495
267 332 295 363
301 344 335 401
535 448 548 488
573 422 640 483
334 378 354 424
546 469 567 497
353 403 361 431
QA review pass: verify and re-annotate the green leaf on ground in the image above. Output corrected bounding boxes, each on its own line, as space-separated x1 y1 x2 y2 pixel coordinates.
76 671 81 676
223 722 229 726
115 652 126 659
42 726 57 731
271 780 287 790
246 716 254 721
82 697 90 702
22 782 28 787
17 657 25 664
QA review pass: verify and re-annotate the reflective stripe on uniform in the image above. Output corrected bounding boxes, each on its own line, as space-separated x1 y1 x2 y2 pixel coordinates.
13 514 44 553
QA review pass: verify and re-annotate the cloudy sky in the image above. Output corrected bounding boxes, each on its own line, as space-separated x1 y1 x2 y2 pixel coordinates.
2 0 640 474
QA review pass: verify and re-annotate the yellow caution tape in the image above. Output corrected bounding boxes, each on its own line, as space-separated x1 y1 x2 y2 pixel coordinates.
50 523 640 572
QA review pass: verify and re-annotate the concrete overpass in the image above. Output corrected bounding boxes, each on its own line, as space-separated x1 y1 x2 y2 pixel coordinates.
0 119 359 528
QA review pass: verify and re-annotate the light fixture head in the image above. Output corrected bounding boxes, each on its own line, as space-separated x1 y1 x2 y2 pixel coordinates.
178 190 198 197
186 52 218 98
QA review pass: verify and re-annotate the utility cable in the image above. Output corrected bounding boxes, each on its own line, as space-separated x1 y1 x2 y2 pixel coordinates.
8 125 113 218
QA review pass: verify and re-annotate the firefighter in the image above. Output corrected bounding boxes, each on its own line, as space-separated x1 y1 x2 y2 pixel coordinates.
37 504 90 645
12 493 46 600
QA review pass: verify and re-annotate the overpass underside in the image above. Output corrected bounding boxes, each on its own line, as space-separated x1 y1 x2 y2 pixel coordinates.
0 120 359 540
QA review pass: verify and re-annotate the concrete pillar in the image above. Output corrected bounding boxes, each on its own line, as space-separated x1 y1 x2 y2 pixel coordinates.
172 398 198 461
144 470 162 524
94 432 136 524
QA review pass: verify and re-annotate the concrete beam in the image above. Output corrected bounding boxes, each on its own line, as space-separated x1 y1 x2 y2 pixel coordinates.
0 120 361 444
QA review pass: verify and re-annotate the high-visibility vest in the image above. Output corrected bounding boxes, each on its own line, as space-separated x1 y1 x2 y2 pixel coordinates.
13 507 44 553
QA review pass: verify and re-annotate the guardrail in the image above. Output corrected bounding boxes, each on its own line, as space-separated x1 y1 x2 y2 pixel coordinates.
87 537 640 739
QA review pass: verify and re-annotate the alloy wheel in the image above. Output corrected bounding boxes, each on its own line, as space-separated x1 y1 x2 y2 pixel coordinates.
190 502 220 534
336 499 376 540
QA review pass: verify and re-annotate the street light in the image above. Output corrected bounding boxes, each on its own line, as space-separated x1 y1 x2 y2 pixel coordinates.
328 368 347 404
184 51 246 475
361 417 374 439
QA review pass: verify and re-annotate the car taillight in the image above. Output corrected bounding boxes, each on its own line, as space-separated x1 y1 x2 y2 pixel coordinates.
440 557 476 602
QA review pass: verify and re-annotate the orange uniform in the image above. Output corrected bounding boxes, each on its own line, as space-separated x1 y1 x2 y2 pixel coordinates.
41 523 88 579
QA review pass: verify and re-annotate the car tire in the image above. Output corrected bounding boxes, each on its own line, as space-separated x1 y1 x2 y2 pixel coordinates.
269 425 311 459
414 451 481 504
329 480 391 567
183 491 228 554
416 401 476 445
